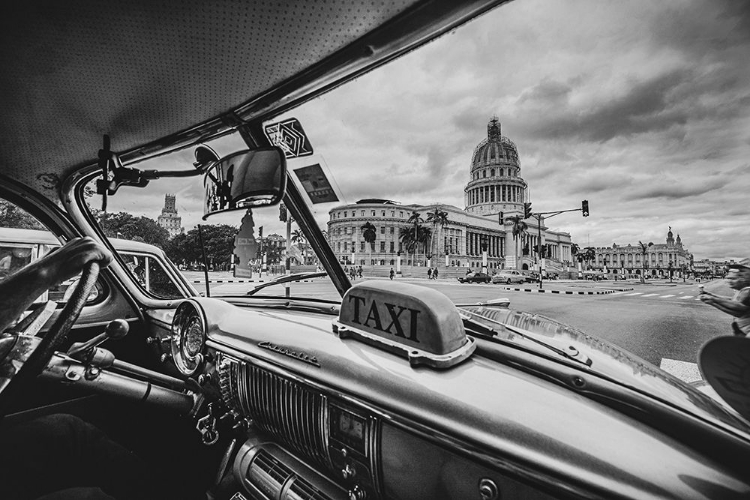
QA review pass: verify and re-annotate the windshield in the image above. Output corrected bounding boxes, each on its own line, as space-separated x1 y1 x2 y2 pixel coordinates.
81 0 748 423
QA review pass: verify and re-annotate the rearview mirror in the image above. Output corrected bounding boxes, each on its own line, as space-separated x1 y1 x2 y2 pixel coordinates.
203 148 286 219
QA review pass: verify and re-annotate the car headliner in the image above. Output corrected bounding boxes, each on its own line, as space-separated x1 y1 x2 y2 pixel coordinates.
0 0 506 202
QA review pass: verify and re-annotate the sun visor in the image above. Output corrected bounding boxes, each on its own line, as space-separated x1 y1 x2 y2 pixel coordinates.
333 281 475 369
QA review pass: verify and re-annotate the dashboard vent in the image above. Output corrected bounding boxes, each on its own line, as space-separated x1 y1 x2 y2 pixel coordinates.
249 450 293 497
219 356 328 468
287 476 329 500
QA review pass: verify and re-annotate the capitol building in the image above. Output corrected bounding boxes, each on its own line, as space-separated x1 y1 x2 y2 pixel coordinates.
327 118 574 274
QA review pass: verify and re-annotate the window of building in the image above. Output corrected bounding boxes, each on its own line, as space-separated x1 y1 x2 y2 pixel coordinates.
344 242 348 252
361 210 364 216
360 241 365 252
391 211 395 217
483 170 486 178
490 169 495 176
380 226 385 234
371 210 375 216
399 211 404 218
344 211 347 217
380 241 385 252
382 210 386 216
390 226 394 234
390 241 395 253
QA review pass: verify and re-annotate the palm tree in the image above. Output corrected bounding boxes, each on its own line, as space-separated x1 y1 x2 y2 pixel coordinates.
571 243 581 277
361 222 377 265
406 211 424 265
291 229 307 265
399 227 417 263
638 240 653 283
417 225 432 262
508 215 528 270
582 247 596 270
426 206 449 267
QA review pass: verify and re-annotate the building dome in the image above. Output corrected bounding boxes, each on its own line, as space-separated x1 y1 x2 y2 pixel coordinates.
471 117 520 169
464 117 527 217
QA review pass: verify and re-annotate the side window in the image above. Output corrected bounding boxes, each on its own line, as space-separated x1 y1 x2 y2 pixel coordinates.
120 252 182 299
0 198 76 305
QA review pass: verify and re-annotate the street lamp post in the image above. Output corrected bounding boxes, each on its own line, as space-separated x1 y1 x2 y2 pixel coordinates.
480 235 488 274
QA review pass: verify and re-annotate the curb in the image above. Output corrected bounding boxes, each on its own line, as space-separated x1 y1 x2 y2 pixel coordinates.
502 287 633 295
192 279 319 284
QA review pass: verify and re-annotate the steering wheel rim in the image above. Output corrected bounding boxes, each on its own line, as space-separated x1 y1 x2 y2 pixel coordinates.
0 262 100 412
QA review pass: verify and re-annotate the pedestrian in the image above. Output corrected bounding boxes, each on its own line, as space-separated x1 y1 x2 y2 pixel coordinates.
389 268 395 280
427 267 432 280
350 266 356 280
357 266 363 278
433 268 438 280
699 258 750 336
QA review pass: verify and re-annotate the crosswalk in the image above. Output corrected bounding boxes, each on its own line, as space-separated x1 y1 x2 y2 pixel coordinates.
619 291 701 300
659 358 702 383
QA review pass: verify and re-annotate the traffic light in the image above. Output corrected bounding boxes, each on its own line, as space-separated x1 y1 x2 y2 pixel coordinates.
259 226 263 238
523 202 532 219
279 203 287 222
581 200 589 217
498 211 504 225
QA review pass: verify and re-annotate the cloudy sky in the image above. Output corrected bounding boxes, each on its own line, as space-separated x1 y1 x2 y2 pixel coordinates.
124 0 750 261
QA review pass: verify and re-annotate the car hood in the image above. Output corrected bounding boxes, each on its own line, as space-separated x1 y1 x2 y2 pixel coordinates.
460 305 750 434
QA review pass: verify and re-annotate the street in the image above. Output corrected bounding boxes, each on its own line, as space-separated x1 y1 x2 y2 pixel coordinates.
183 271 732 383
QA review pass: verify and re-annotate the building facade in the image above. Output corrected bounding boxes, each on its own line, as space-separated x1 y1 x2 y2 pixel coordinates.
157 194 182 237
588 227 693 278
327 118 574 273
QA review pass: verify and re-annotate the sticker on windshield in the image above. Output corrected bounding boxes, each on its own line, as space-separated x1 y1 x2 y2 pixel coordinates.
293 164 339 204
264 118 313 158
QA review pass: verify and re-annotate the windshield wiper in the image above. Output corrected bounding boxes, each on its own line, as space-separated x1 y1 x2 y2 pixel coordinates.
245 271 327 296
456 308 592 367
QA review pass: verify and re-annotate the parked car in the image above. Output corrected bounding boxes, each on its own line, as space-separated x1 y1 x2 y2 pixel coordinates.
491 269 526 284
1 2 749 500
457 271 492 283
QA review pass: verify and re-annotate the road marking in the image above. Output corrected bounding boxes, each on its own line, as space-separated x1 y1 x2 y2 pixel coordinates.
625 292 643 296
659 358 702 383
678 295 694 299
641 293 659 297
659 294 675 298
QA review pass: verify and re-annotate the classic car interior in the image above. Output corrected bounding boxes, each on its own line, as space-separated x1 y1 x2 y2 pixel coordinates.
1 1 750 500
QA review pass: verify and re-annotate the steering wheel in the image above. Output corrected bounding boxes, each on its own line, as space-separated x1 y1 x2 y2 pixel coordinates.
0 262 100 412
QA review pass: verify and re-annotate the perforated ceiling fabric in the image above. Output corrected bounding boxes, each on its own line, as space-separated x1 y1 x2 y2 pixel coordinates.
0 0 419 198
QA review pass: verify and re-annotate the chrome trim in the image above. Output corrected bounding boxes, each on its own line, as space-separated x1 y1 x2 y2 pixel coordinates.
208 339 588 498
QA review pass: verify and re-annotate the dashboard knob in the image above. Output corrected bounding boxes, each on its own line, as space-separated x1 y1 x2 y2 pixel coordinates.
348 485 367 500
341 463 356 480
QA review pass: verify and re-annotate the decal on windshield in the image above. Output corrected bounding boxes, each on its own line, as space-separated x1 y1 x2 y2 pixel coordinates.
264 118 313 158
292 164 339 204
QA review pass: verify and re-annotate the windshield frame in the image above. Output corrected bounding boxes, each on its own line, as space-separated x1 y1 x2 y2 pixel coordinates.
64 123 351 305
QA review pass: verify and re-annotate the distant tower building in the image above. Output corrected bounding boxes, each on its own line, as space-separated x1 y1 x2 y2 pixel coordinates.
157 194 182 237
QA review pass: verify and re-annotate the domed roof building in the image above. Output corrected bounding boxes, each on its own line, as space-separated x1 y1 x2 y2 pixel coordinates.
465 117 527 217
327 118 574 277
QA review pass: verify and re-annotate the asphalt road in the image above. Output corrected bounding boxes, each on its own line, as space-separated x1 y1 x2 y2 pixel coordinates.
184 271 733 382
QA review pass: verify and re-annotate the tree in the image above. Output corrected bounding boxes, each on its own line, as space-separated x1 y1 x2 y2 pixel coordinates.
163 224 237 270
0 200 46 230
406 211 424 265
361 222 377 265
94 211 169 249
508 215 528 270
638 240 653 283
291 229 308 265
426 207 449 267
399 227 417 262
571 243 582 277
582 247 596 270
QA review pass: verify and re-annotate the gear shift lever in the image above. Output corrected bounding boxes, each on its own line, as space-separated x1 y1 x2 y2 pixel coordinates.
67 319 129 362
